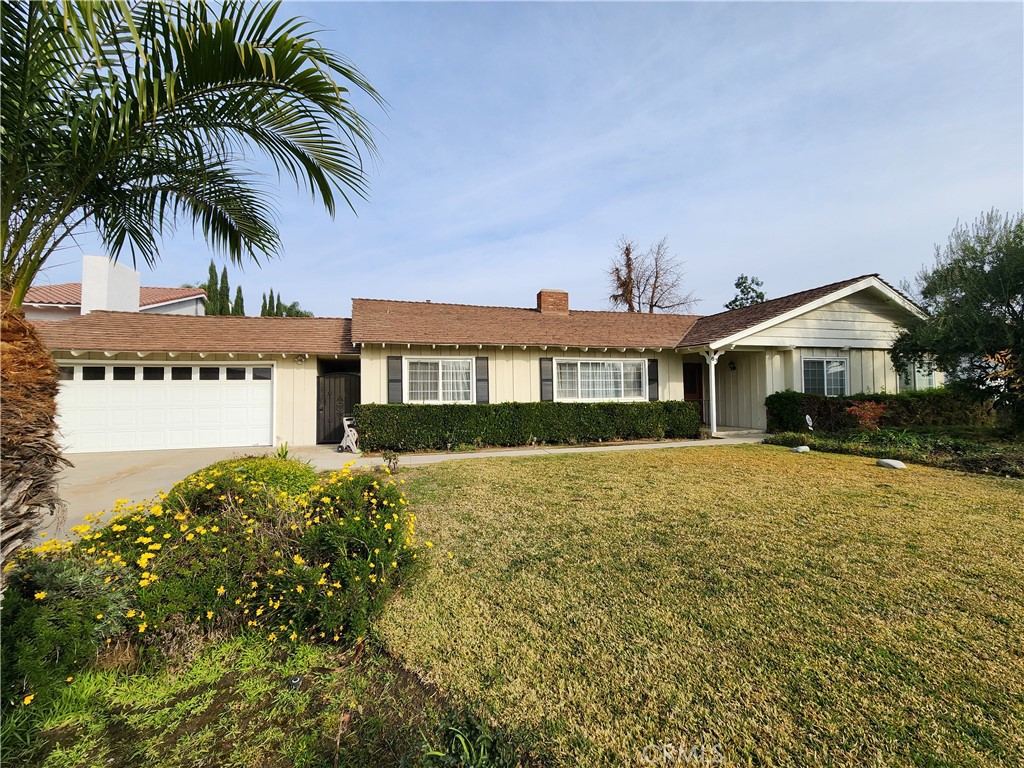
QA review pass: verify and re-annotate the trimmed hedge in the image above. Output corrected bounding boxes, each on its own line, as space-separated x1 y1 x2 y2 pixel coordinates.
353 401 701 452
764 389 994 434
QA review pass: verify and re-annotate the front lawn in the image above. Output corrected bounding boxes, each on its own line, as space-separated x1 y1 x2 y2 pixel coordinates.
381 445 1024 766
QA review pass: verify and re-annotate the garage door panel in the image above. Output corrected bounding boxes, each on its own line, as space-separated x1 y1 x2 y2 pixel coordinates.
56 365 275 453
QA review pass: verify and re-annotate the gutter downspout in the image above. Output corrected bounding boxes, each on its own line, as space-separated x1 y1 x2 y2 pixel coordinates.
700 348 723 437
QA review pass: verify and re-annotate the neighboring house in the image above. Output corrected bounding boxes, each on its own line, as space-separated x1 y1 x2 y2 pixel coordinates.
24 255 206 321
36 273 938 454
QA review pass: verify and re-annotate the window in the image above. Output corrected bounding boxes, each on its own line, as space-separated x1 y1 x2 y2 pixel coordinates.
199 367 220 381
112 367 136 381
901 364 935 392
555 360 646 401
82 366 105 381
143 367 165 381
171 366 193 381
226 367 246 380
803 358 847 396
407 359 473 403
58 366 74 381
252 367 272 381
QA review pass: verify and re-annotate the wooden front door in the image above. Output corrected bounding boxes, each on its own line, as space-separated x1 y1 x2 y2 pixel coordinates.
683 362 705 423
317 373 359 444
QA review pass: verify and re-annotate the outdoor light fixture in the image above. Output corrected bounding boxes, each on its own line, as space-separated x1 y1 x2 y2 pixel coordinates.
728 360 737 371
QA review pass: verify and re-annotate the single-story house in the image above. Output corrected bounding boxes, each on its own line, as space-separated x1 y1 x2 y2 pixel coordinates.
35 273 940 453
24 255 206 321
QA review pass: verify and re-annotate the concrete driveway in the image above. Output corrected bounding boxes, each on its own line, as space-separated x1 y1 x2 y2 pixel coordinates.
40 434 764 539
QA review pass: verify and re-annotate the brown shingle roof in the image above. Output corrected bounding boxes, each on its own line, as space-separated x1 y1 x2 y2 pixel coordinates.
24 283 206 307
36 312 355 355
678 275 878 347
351 299 700 349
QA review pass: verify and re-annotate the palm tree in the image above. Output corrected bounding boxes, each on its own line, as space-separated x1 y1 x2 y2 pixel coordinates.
0 1 382 570
1 0 382 306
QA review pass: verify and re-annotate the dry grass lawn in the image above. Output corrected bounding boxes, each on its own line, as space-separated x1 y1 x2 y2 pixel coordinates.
379 445 1024 767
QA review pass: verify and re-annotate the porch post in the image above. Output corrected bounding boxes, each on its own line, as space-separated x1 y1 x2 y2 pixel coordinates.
700 348 722 437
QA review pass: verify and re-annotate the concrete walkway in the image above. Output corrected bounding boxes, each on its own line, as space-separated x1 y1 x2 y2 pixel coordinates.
40 434 765 539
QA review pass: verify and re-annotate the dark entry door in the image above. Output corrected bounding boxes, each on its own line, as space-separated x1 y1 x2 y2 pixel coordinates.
683 363 705 424
317 373 359 444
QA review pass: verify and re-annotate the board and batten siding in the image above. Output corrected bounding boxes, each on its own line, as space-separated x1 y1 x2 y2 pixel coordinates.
360 345 685 404
54 351 318 446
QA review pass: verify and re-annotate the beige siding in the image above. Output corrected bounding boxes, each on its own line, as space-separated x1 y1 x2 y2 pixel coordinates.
795 347 900 395
743 292 908 349
715 351 770 430
361 345 684 404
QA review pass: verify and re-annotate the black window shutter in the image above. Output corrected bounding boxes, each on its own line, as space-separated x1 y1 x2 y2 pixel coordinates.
475 356 489 404
387 356 403 404
647 359 659 401
540 357 554 402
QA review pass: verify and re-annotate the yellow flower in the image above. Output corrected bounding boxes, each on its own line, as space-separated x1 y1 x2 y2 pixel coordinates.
22 694 35 706
34 591 47 600
293 554 305 566
295 585 304 593
66 676 74 683
138 622 148 633
206 611 214 619
216 585 226 596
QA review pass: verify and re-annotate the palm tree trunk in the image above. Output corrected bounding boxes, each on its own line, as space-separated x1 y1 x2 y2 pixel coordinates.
0 295 70 587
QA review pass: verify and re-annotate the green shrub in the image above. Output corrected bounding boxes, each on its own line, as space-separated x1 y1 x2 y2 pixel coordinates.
164 456 318 514
354 401 700 452
765 389 993 434
1 462 421 714
1 554 130 711
420 711 522 768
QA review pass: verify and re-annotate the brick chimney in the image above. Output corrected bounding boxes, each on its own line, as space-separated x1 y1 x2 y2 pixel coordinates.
537 289 569 315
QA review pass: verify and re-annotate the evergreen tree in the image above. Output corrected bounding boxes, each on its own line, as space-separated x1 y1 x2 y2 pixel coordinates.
205 260 219 314
218 266 230 315
276 297 285 316
232 286 245 316
725 274 766 309
261 293 268 316
267 289 276 316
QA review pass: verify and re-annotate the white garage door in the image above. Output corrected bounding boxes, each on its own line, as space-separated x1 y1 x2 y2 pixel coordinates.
55 363 274 453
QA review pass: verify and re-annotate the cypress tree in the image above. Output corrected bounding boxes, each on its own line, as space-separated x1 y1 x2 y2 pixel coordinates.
260 293 268 316
218 267 230 316
232 286 245 316
205 260 219 314
267 289 275 316
276 297 284 317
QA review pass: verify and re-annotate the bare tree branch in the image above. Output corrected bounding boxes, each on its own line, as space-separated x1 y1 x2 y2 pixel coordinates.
607 236 698 313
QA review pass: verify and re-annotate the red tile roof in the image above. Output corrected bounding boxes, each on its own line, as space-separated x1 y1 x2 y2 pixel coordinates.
36 312 355 355
24 283 206 307
678 275 878 347
350 298 701 349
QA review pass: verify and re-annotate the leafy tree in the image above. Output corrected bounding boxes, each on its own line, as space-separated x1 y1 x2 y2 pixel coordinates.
891 209 1024 427
607 236 697 313
262 288 313 317
232 287 245 316
2 1 381 308
725 274 766 309
0 0 380 565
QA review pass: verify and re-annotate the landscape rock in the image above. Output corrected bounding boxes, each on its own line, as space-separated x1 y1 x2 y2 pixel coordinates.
790 446 811 453
876 458 907 470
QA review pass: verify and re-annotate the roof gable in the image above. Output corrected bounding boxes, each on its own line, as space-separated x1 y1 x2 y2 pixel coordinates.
678 275 921 349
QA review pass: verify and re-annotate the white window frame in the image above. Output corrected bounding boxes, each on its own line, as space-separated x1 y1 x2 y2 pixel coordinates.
403 357 476 404
553 358 648 402
801 357 848 397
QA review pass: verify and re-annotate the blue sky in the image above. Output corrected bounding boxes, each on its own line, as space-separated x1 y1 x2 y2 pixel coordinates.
40 1 1023 316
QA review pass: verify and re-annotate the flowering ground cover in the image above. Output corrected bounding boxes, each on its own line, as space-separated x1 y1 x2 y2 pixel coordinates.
381 445 1024 766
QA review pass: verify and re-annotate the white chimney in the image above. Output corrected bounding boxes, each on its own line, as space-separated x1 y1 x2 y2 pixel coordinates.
80 255 140 314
